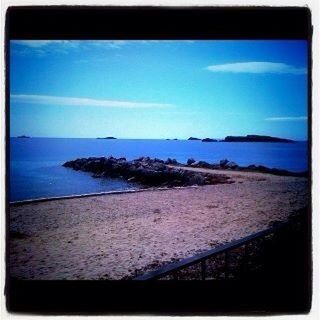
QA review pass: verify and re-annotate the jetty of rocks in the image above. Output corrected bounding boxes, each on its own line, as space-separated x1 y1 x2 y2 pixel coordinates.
63 156 233 187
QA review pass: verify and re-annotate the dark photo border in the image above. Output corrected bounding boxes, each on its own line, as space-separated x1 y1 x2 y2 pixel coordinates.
5 6 313 315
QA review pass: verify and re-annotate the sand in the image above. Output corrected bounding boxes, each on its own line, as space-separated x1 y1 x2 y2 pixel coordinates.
9 168 308 280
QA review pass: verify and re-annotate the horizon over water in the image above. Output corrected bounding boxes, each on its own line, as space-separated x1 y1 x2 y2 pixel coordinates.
12 135 307 141
10 137 308 202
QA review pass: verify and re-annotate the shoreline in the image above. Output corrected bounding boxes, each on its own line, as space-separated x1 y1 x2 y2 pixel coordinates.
11 163 307 205
10 185 200 206
9 168 308 280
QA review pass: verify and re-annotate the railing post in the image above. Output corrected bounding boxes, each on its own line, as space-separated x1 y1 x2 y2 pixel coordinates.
172 270 178 280
201 260 206 280
225 251 229 279
242 243 248 278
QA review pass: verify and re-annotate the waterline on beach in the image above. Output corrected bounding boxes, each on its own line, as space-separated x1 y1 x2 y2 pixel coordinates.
10 138 308 201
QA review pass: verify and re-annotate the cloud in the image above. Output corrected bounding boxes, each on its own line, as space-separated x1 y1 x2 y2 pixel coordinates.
11 40 125 48
11 40 195 57
11 40 132 48
11 40 81 56
12 40 194 50
10 94 173 109
11 40 79 48
11 40 125 56
265 116 307 121
206 62 307 75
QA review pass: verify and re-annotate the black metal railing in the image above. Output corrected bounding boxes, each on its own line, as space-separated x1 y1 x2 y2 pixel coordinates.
134 222 287 280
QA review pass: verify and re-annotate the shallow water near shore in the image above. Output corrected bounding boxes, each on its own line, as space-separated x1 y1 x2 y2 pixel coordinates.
10 137 308 201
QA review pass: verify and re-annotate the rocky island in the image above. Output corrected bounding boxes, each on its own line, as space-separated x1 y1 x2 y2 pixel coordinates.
187 135 294 143
17 135 30 138
223 135 294 143
202 138 217 142
188 137 201 141
96 136 117 140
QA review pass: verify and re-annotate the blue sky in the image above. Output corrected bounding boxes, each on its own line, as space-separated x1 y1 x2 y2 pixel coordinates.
10 40 308 140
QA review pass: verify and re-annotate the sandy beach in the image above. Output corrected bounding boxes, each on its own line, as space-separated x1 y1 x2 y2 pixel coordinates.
9 168 308 280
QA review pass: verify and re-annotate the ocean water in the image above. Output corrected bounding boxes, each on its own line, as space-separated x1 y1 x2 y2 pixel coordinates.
9 138 308 202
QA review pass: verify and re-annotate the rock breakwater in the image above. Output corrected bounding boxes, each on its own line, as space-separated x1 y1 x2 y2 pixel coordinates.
63 156 233 187
185 158 307 177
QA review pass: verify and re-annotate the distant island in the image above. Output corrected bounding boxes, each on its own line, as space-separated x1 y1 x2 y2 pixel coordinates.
96 137 117 140
202 138 217 142
223 135 294 143
17 135 30 138
188 137 201 141
186 135 294 143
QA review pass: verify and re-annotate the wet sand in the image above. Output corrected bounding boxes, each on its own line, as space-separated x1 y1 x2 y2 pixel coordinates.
9 168 308 280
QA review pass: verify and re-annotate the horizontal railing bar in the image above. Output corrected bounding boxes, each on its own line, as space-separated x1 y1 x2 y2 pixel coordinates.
134 223 285 280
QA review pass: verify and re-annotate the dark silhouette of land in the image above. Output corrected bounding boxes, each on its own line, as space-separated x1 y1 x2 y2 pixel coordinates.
96 137 117 140
202 138 217 142
188 137 201 141
187 135 294 143
223 135 294 143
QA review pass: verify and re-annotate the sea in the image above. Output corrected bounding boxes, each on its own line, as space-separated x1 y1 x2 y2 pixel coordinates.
9 138 308 202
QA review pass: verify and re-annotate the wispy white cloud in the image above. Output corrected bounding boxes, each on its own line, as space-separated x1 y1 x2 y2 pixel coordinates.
10 94 173 109
206 62 307 75
11 40 80 56
11 40 195 57
12 40 194 50
11 40 79 48
265 116 307 121
83 40 129 49
11 40 126 56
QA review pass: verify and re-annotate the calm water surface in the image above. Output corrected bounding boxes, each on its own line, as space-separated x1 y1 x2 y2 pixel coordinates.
10 138 308 201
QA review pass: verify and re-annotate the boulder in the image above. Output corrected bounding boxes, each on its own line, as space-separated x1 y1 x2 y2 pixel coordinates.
153 158 165 163
257 165 269 173
197 160 211 168
225 161 238 169
220 159 229 167
83 159 102 171
151 162 167 171
165 158 178 165
187 158 196 165
188 173 205 185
